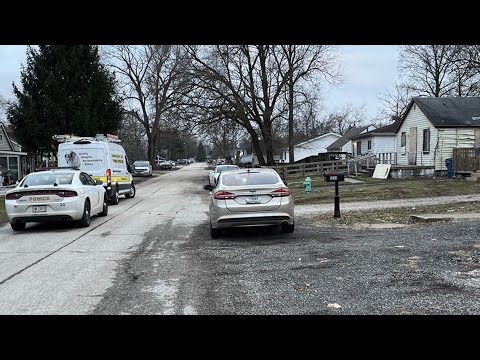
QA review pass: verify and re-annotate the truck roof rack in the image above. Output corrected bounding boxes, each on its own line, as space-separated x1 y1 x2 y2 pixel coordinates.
53 133 121 143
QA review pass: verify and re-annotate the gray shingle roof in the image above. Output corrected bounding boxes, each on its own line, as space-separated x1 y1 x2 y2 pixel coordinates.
351 122 400 139
326 126 369 150
413 97 480 127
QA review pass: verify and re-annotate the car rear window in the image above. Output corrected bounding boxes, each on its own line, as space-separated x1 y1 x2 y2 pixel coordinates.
222 172 280 186
134 161 150 167
217 166 239 173
22 172 74 186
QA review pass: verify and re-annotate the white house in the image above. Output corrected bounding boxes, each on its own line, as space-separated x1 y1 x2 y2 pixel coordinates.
326 125 376 154
280 132 341 163
0 122 28 185
395 97 480 171
350 122 398 162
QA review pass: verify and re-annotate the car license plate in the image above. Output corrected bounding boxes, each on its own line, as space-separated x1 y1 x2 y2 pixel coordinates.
246 196 260 204
33 205 47 213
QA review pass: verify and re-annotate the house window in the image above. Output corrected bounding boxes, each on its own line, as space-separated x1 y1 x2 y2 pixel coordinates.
423 128 430 153
400 132 407 155
367 140 372 150
0 134 3 140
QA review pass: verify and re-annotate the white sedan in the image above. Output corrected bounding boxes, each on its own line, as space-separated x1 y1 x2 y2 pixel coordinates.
133 160 153 176
209 165 240 186
5 169 108 231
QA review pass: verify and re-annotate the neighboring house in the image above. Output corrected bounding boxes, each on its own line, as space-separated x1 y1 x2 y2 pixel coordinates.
350 122 399 162
280 132 342 163
240 153 282 167
327 125 376 154
0 122 28 184
395 97 480 171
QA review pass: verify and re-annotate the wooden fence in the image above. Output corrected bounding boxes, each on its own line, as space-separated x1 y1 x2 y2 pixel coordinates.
266 160 348 180
453 148 480 172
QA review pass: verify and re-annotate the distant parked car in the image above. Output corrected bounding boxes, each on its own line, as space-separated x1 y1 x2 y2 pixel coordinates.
203 167 294 238
158 161 173 170
209 164 240 186
133 160 152 177
177 159 187 165
5 169 108 231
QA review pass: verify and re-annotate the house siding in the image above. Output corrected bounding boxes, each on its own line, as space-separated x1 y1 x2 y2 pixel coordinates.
435 128 477 170
286 133 341 162
0 130 11 151
396 105 437 168
373 136 396 153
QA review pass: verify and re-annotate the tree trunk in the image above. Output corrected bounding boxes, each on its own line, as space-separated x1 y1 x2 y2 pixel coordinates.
249 132 265 166
288 76 294 164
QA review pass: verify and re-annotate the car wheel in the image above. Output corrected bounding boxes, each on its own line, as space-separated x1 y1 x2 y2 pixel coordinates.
99 195 108 216
78 200 91 227
11 222 26 231
210 221 220 239
125 183 136 198
110 187 119 205
281 222 295 233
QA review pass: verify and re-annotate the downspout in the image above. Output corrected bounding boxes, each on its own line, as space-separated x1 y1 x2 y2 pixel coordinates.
434 129 441 173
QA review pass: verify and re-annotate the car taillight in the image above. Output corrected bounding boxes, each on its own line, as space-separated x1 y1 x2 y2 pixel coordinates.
271 188 290 197
106 168 112 187
5 192 22 200
56 190 78 197
213 191 237 200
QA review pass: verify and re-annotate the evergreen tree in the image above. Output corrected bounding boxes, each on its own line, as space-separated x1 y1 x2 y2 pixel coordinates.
196 141 207 162
7 45 122 154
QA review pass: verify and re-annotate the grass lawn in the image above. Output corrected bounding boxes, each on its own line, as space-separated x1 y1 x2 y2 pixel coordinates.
0 198 7 225
309 201 480 226
289 175 480 205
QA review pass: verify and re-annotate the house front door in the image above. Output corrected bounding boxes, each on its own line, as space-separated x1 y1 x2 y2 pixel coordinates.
409 127 417 165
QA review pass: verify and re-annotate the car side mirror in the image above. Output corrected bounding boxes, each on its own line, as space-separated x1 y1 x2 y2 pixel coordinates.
283 180 288 186
204 184 214 191
96 179 103 185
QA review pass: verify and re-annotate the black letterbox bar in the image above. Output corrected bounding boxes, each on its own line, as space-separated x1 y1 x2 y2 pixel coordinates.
324 172 345 182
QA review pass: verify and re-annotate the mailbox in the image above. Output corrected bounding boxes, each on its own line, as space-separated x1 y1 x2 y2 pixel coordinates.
323 171 344 182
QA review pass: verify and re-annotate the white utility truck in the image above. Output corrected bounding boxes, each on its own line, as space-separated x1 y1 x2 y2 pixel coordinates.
56 134 135 205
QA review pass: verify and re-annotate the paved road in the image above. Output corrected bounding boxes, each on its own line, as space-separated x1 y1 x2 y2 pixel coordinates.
1 163 480 314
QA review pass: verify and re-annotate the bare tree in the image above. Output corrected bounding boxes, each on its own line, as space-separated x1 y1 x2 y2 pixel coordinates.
200 119 243 160
117 112 148 160
103 45 193 164
398 45 479 97
0 94 7 122
320 103 367 135
186 45 291 166
279 45 342 163
448 45 480 96
377 82 415 122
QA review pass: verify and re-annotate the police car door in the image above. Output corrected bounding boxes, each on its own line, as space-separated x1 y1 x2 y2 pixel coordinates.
80 172 100 211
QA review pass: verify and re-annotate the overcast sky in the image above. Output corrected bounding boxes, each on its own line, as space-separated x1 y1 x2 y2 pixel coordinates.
0 45 401 121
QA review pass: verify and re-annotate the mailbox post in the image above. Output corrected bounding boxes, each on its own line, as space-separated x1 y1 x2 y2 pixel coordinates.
323 171 345 218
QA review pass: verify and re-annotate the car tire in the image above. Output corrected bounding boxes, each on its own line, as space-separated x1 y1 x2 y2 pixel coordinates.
99 195 108 216
78 200 91 227
11 222 26 231
281 222 295 233
110 187 119 205
125 183 136 198
210 221 220 238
